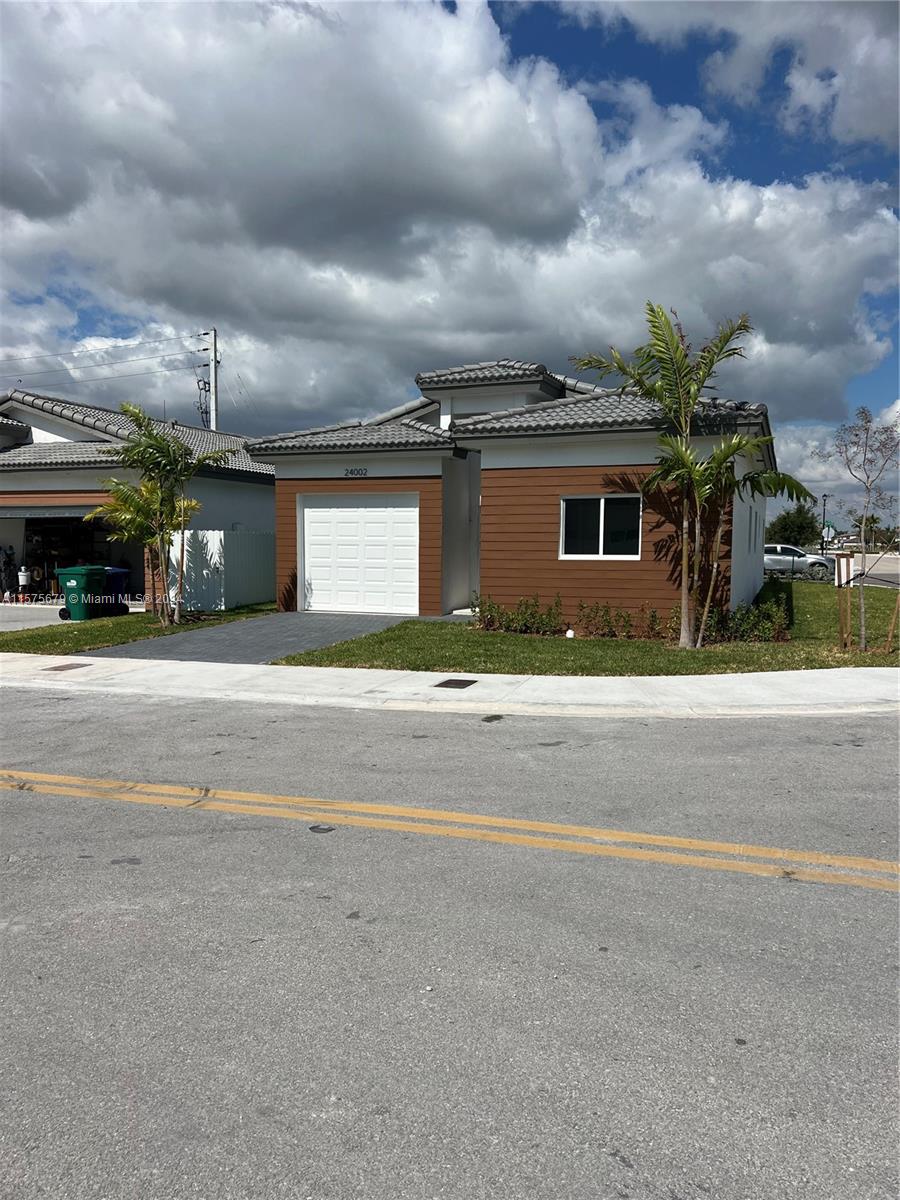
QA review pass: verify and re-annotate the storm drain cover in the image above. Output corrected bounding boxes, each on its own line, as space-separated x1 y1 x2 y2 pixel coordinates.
43 663 90 672
434 678 476 689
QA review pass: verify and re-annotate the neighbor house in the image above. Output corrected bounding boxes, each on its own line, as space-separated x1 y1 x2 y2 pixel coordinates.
248 359 772 621
0 389 275 609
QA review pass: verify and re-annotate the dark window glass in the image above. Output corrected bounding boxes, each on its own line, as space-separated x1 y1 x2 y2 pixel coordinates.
563 498 600 555
602 497 641 556
764 545 777 554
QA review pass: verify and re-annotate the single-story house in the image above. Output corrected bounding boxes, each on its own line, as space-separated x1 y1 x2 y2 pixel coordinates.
0 389 275 608
248 359 772 621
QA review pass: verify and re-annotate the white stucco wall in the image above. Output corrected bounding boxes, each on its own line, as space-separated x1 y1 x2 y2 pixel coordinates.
729 473 766 609
169 529 275 610
475 432 725 470
440 455 473 612
1 404 104 442
467 449 481 598
0 468 138 493
189 476 274 531
260 452 447 479
0 467 273 531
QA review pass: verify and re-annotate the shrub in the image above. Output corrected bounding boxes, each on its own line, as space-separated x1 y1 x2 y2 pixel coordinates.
645 607 663 640
576 600 617 638
665 606 681 643
614 608 633 639
470 593 505 632
471 593 565 636
702 595 791 644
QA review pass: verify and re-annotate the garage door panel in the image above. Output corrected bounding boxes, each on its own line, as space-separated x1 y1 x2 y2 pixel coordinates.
300 493 419 614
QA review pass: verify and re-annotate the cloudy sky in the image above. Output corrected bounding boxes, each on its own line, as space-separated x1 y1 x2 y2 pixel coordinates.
1 0 897 499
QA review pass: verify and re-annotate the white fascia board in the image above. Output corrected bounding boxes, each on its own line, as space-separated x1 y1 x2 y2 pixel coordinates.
259 451 450 479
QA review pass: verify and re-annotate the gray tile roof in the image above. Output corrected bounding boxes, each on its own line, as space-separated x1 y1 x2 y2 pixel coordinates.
415 359 555 389
249 417 453 455
1 389 272 476
452 391 769 437
0 440 118 470
364 397 438 425
0 413 29 431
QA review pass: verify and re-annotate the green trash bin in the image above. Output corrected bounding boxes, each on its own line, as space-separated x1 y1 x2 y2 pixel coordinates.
56 565 108 622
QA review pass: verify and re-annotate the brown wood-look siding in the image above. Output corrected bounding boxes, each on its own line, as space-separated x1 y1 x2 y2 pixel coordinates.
274 477 443 615
0 490 109 507
479 465 683 621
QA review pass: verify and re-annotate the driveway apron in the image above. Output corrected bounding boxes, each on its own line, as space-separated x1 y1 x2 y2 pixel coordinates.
83 611 409 664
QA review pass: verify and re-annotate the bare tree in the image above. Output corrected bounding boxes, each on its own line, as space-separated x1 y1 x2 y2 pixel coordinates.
815 408 899 650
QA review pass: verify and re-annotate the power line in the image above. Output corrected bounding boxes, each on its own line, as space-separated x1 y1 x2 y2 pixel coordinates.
0 332 205 367
223 372 240 410
2 349 207 382
236 371 263 420
36 363 202 386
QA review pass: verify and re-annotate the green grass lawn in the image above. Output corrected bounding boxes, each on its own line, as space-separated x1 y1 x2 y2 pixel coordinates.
0 602 276 656
278 583 899 676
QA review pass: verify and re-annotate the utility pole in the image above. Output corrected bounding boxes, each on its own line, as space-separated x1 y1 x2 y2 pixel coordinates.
208 326 218 431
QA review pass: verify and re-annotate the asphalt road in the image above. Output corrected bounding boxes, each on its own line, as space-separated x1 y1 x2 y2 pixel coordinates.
1 689 897 1200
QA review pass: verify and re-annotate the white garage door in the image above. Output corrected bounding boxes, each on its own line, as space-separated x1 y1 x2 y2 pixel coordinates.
300 493 419 613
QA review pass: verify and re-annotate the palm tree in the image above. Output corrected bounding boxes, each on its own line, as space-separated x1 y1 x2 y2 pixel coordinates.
101 404 233 623
574 303 752 648
689 435 812 647
86 479 163 619
641 433 811 647
86 479 201 624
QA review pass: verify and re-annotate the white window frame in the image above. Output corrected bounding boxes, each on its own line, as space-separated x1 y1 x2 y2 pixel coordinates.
558 494 643 561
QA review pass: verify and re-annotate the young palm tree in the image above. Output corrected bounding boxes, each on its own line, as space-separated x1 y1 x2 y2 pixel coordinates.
690 435 812 647
574 303 752 648
87 479 200 624
101 404 233 623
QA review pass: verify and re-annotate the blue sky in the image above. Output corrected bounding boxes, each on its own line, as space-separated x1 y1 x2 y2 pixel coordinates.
1 0 897 504
497 2 897 189
492 0 899 421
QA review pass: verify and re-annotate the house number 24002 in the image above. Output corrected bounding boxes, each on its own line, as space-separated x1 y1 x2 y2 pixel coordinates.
344 468 368 477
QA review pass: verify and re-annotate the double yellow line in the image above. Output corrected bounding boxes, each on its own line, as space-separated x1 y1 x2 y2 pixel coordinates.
2 768 897 893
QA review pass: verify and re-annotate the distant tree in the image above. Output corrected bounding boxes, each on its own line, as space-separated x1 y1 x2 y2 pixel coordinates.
849 508 897 549
815 407 900 650
765 502 820 547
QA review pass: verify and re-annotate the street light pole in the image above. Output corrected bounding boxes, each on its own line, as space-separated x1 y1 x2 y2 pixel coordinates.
820 493 831 554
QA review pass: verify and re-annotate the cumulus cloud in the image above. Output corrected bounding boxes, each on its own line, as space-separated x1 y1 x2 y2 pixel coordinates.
0 1 896 452
566 1 899 147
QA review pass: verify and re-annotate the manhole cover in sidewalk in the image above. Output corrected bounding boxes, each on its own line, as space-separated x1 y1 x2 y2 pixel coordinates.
434 678 476 689
43 663 90 672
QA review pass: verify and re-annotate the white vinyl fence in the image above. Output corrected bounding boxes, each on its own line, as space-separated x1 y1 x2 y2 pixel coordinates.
169 530 275 610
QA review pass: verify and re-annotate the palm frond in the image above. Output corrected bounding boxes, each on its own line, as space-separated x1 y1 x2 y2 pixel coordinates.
694 315 752 393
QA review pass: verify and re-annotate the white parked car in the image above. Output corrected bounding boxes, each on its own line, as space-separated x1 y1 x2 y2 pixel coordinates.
764 544 834 581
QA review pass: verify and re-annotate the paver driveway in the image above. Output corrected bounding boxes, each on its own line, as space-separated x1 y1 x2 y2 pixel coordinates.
85 610 408 664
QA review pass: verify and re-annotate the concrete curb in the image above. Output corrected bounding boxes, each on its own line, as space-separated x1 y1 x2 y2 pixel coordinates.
1 653 897 721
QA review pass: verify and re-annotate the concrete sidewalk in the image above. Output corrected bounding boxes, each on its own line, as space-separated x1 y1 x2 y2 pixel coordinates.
1 652 896 719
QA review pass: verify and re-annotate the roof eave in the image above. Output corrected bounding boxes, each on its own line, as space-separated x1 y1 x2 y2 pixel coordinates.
454 421 665 442
249 443 453 459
